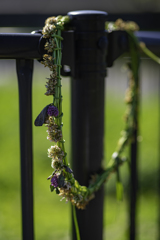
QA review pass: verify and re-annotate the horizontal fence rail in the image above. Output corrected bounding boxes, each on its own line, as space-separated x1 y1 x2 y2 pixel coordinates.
0 31 159 69
0 13 160 30
0 10 160 240
135 31 160 55
0 33 43 59
0 31 159 59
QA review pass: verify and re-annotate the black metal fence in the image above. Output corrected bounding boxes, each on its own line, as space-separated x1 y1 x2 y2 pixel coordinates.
0 10 160 240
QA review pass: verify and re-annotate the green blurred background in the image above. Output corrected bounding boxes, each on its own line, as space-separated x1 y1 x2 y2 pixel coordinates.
0 55 159 240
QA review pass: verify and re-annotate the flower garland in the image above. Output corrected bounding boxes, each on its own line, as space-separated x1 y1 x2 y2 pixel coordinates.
35 16 160 210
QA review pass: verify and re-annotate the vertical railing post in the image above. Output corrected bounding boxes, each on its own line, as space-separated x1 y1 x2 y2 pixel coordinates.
16 59 34 240
158 78 160 240
68 10 108 240
130 130 138 240
129 50 140 240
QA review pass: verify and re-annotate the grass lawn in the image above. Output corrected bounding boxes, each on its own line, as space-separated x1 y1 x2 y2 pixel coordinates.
0 60 159 239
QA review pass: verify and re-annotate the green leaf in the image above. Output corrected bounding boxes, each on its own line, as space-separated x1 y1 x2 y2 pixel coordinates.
116 181 123 201
58 173 65 187
50 184 54 192
47 174 52 180
56 188 60 194
64 165 73 174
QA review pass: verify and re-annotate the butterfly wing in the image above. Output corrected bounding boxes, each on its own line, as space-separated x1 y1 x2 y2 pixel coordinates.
34 104 51 126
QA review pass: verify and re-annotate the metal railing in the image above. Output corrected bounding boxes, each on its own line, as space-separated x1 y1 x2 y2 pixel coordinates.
0 10 160 240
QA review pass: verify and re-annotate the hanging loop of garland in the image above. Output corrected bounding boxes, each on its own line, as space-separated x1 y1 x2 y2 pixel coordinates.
34 16 160 209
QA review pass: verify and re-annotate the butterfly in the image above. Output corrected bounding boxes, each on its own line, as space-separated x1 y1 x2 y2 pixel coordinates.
34 104 52 126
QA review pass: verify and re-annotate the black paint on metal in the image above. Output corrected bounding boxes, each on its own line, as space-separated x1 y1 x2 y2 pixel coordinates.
67 10 107 240
129 64 139 240
130 129 138 240
0 13 160 30
0 31 159 62
61 30 75 76
0 33 44 59
158 78 160 240
106 30 128 67
16 59 34 240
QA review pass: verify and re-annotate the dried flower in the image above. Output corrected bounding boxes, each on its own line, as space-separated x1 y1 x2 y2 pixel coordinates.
47 105 59 117
46 117 62 142
48 145 64 158
62 181 72 191
51 159 63 169
44 38 56 52
45 16 57 25
41 54 57 71
42 24 56 38
114 18 139 31
48 145 64 169
51 175 59 187
45 77 57 96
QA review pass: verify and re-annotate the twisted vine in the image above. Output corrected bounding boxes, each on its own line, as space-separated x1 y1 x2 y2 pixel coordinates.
35 16 160 210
